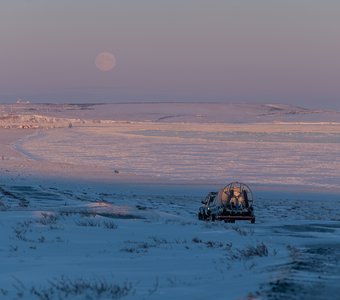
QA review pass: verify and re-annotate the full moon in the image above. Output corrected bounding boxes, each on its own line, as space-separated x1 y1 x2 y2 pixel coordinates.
95 52 117 72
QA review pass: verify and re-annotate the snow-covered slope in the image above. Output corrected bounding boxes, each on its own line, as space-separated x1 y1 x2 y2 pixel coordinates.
0 180 339 300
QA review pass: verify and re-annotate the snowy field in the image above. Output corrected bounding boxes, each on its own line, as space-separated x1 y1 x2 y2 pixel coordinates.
1 102 340 300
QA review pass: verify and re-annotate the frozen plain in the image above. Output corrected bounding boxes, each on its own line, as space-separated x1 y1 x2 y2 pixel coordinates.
0 102 340 300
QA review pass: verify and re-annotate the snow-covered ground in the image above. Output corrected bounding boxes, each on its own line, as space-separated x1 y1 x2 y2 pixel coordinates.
0 102 339 299
7 102 340 189
13 121 340 189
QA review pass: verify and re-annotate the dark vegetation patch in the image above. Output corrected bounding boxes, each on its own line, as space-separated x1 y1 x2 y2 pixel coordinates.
97 212 144 220
0 186 29 207
75 218 118 229
12 276 132 300
191 237 231 250
260 243 340 299
231 242 268 260
59 210 144 220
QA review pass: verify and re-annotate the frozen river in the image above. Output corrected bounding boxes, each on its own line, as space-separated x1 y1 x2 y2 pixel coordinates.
15 121 340 189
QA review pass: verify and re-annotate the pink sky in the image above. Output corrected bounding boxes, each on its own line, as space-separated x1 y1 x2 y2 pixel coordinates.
1 0 340 109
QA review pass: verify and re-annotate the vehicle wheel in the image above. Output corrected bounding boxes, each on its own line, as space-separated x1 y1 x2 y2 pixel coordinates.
198 213 203 220
211 214 216 221
251 217 255 224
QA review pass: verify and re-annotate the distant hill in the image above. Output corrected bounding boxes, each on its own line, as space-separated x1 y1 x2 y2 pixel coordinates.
1 102 340 127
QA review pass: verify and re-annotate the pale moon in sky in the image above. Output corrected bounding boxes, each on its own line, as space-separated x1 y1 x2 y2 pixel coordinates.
95 52 117 71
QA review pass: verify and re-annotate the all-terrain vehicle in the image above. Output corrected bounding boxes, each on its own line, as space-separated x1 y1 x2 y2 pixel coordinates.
198 182 255 223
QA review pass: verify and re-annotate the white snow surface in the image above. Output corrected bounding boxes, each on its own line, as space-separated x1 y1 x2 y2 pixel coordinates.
6 102 340 189
0 102 340 300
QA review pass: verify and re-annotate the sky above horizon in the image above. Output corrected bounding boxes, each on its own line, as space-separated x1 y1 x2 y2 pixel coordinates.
1 1 340 109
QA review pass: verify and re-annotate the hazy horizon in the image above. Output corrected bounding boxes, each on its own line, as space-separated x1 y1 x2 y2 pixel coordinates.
1 0 340 110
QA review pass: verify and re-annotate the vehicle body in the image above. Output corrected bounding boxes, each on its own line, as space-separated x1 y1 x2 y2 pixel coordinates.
198 182 255 223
